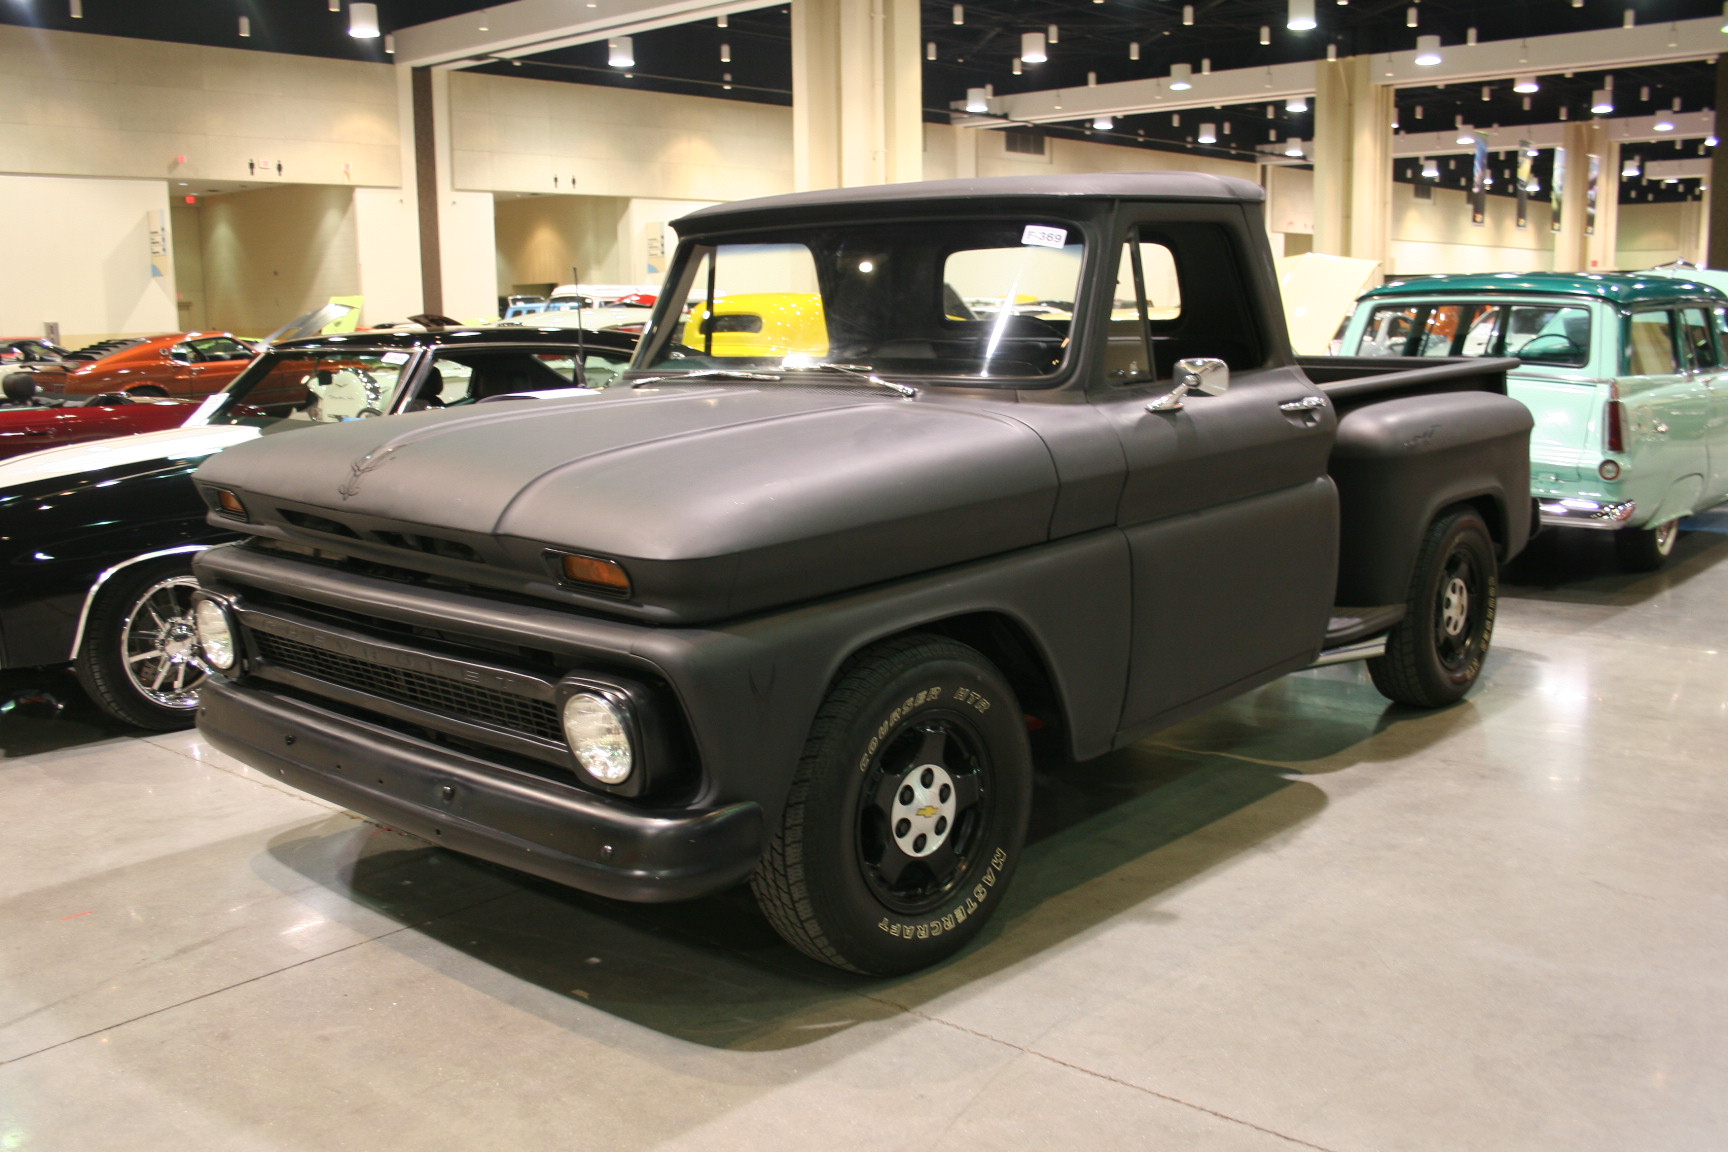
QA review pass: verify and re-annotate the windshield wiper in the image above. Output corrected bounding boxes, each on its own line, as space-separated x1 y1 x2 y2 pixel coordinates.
795 363 919 397
631 369 782 388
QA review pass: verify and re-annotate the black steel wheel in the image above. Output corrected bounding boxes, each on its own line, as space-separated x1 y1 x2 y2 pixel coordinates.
752 634 1033 975
1615 518 1679 573
74 557 209 729
1369 508 1497 708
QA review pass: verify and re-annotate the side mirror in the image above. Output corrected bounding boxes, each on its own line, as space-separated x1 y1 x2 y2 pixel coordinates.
166 344 194 363
1147 357 1230 412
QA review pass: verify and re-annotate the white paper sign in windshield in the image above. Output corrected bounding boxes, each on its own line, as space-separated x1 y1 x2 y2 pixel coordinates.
1021 225 1068 249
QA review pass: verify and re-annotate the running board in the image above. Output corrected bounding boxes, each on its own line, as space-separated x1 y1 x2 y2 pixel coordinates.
1308 637 1388 668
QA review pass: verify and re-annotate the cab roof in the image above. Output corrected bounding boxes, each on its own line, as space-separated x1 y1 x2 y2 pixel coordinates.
674 172 1264 233
1362 271 1728 307
271 327 637 352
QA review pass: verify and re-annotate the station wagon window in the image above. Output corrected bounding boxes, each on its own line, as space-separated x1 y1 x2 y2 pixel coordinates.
1356 301 1590 367
1626 311 1678 376
640 219 1084 384
1678 307 1721 370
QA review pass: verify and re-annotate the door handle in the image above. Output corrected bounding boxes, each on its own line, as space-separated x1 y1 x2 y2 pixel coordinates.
1280 396 1326 412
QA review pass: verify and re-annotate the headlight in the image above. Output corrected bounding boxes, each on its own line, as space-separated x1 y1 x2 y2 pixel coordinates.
194 599 237 670
562 692 633 784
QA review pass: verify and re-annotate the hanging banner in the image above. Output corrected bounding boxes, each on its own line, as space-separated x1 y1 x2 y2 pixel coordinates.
1585 153 1600 236
1550 146 1566 233
1516 143 1534 229
1469 137 1489 225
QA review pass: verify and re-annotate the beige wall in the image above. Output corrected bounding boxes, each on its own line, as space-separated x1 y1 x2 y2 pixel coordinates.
0 24 402 189
921 123 1260 184
170 200 208 330
449 72 793 202
1616 201 1707 268
0 174 178 344
196 185 359 336
495 195 630 292
1389 182 1556 275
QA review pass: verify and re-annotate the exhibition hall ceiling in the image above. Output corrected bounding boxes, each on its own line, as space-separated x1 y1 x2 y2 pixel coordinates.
1 0 1716 201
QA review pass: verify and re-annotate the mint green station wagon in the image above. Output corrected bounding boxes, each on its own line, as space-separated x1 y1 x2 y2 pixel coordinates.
1338 273 1728 570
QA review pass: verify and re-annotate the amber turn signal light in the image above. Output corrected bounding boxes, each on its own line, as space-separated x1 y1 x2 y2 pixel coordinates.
558 552 631 594
216 488 248 519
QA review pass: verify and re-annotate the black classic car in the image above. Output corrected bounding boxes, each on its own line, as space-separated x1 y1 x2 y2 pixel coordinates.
0 327 634 729
192 173 1533 974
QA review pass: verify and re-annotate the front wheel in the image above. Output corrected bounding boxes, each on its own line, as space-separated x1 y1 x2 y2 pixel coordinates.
1615 518 1679 572
752 634 1033 975
74 557 209 729
1369 508 1497 708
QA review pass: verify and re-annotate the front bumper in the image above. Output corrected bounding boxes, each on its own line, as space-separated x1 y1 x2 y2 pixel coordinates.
198 677 764 902
1538 498 1636 530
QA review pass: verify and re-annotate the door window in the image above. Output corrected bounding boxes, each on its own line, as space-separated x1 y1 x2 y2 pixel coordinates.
1627 311 1678 375
1105 240 1181 383
1679 307 1721 370
190 337 250 362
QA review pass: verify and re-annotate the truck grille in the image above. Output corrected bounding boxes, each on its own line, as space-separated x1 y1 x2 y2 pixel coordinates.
253 631 563 743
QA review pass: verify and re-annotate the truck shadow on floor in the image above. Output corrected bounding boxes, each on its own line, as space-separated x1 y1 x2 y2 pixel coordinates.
262 676 1460 1051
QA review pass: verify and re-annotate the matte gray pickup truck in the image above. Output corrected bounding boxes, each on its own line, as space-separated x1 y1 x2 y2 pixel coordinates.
190 173 1533 974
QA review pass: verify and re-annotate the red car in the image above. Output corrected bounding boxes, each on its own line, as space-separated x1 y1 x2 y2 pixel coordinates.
22 332 258 397
0 374 195 459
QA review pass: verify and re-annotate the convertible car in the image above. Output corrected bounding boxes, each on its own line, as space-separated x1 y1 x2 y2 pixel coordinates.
1 336 70 366
0 372 194 458
0 326 636 729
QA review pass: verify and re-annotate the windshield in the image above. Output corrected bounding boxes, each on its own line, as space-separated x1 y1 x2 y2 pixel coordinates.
639 219 1085 384
190 350 415 429
1356 300 1592 368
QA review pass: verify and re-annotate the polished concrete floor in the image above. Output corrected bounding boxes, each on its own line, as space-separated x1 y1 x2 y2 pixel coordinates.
3 519 1727 1152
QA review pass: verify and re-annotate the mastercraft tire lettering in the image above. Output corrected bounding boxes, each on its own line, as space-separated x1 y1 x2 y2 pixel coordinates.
751 634 1033 975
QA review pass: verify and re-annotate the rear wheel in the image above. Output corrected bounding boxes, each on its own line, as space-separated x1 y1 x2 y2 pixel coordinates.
1369 508 1497 708
1614 518 1679 572
752 634 1032 975
74 557 208 730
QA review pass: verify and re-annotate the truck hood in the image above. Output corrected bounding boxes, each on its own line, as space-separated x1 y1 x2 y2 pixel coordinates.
198 385 1060 621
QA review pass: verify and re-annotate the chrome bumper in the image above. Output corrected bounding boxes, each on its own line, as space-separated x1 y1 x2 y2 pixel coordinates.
1538 499 1636 530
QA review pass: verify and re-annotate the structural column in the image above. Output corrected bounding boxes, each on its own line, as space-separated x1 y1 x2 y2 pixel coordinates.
1311 56 1393 265
407 65 498 321
791 0 923 191
1553 120 1618 272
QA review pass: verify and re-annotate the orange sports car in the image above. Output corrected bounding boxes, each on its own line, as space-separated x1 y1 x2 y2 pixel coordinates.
20 332 259 398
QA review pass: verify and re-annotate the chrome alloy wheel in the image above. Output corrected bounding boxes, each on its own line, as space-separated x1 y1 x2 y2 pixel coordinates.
120 575 210 710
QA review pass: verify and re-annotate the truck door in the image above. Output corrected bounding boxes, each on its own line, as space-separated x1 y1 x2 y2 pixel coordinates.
1096 219 1338 737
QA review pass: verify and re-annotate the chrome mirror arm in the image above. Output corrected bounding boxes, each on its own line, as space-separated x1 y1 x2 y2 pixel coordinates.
1146 357 1230 413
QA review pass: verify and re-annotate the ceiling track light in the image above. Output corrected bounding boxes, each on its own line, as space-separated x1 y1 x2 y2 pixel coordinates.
1285 137 1305 157
1653 118 1675 131
1012 58 1022 75
1466 26 1477 45
1287 96 1308 112
384 33 394 54
1129 41 1140 60
1623 8 1634 27
1287 0 1316 31
1414 35 1441 65
1047 23 1059 43
717 13 727 27
1087 71 1098 87
952 4 963 24
1421 157 1439 179
926 41 936 60
1202 58 1212 73
1198 122 1218 143
1169 62 1193 90
1093 115 1113 130
1591 89 1613 114
70 0 82 15
609 36 635 67
1020 31 1046 63
1181 5 1194 25
238 14 250 37
1259 25 1271 45
348 2 379 38
1406 6 1418 28
1514 76 1539 94
1326 43 1337 61
1522 95 1531 110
